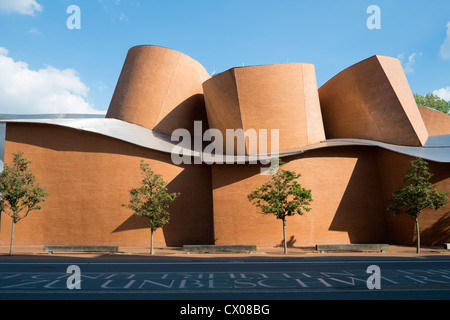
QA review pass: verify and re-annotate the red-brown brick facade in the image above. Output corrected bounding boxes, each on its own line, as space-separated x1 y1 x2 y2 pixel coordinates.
1 46 449 248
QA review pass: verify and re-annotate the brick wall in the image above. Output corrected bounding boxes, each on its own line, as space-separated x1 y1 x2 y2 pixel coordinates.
0 123 214 248
212 146 388 247
378 149 450 245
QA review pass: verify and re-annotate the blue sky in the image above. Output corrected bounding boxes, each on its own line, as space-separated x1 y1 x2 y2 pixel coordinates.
0 0 449 114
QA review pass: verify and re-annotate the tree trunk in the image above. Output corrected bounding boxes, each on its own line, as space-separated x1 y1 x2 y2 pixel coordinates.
150 229 154 255
415 217 420 254
282 219 287 255
9 221 15 256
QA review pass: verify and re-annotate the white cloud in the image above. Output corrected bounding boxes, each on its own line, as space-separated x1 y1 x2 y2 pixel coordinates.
96 81 108 91
28 27 41 35
119 13 129 22
0 0 42 16
397 52 422 73
440 22 450 60
0 48 103 114
433 87 450 101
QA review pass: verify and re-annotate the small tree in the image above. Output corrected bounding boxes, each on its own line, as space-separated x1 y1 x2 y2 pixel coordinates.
0 152 48 255
124 161 179 255
247 160 312 254
388 158 448 253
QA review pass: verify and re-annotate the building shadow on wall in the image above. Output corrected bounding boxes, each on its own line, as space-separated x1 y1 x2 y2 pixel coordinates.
6 122 215 247
153 94 209 136
113 166 214 247
421 210 450 245
210 146 389 245
113 214 148 233
422 162 450 245
327 149 388 244
162 166 214 246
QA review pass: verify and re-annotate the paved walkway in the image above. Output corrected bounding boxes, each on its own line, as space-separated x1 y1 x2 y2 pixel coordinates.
1 245 449 259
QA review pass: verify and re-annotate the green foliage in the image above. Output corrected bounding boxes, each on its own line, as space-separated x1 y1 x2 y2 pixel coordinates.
388 158 448 253
248 160 312 254
125 161 179 233
248 161 312 220
0 152 48 224
388 158 448 219
0 152 48 255
414 93 450 114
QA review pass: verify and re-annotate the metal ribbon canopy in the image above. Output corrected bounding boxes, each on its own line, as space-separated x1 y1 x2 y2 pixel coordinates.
1 114 449 165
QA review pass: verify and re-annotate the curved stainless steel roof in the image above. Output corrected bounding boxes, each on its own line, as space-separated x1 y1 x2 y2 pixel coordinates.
0 115 449 164
0 116 198 157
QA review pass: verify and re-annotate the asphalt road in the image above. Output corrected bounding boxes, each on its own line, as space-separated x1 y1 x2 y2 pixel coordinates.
0 256 449 302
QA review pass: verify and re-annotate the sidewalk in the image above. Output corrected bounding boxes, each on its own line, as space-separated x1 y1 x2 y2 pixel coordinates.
1 245 449 259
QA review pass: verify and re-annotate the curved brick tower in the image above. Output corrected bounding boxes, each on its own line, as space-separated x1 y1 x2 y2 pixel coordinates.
107 45 211 136
319 55 429 147
202 63 325 154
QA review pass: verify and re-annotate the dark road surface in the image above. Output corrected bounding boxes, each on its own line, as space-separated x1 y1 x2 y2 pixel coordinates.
1 256 449 301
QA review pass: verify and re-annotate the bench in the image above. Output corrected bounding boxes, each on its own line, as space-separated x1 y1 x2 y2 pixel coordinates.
316 244 389 254
183 245 257 254
44 246 119 255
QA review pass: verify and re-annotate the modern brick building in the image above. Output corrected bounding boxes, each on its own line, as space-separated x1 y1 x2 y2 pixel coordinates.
0 45 449 249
